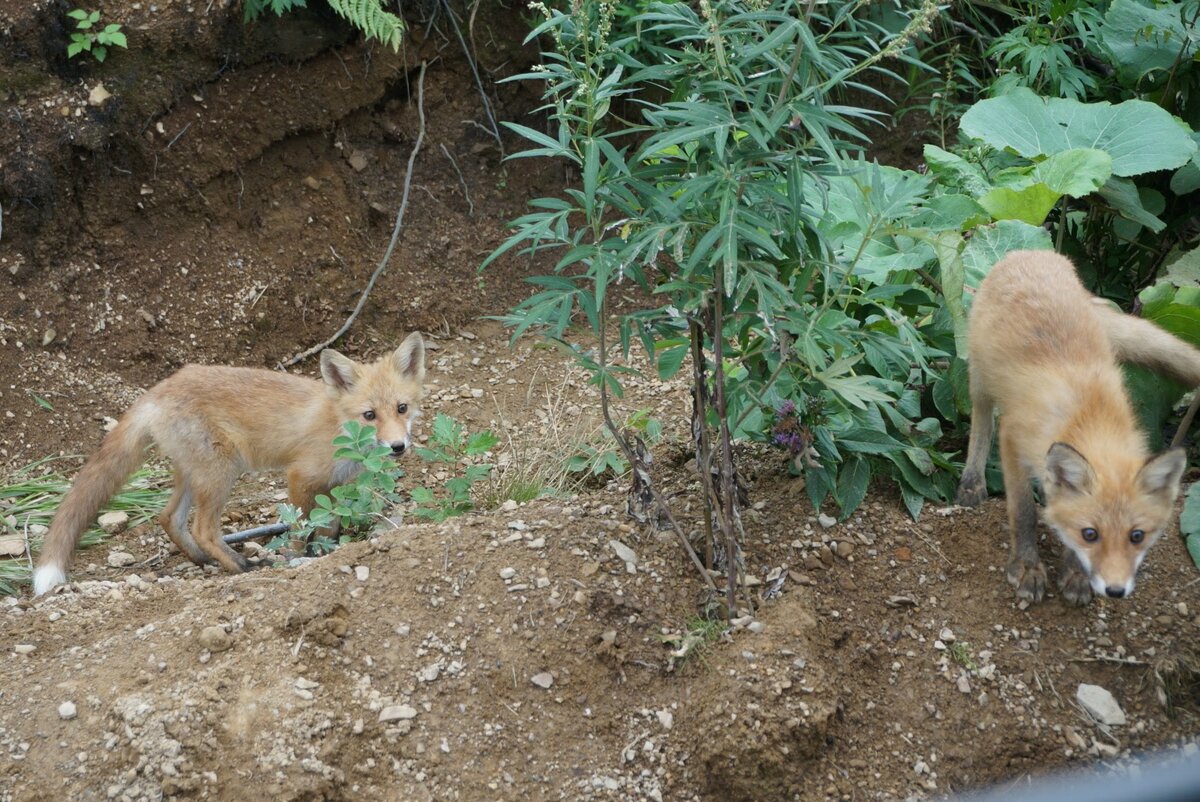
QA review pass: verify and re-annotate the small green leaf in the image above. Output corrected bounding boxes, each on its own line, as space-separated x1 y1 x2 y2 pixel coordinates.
410 487 435 503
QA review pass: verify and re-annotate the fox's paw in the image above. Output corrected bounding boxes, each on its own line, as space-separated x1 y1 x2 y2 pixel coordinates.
1058 564 1093 607
1006 558 1047 603
954 471 987 508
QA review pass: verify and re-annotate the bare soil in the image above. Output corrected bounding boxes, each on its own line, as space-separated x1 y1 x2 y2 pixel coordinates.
2 4 1199 802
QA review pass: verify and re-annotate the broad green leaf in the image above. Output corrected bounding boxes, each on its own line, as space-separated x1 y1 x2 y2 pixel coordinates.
908 195 989 232
1100 0 1200 85
1030 148 1112 197
1144 303 1200 348
1182 484 1200 538
923 145 991 197
978 182 1060 226
960 88 1196 177
1187 535 1200 572
1163 248 1200 288
656 344 688 380
960 220 1053 292
1098 177 1166 233
836 455 870 518
410 487 435 503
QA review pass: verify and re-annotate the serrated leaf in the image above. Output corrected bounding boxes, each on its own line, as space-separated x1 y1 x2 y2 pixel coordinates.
836 456 870 519
410 487 435 503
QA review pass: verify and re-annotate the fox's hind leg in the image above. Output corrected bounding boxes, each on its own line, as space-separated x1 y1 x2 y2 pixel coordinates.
186 466 251 575
955 373 994 508
999 421 1046 602
159 470 214 566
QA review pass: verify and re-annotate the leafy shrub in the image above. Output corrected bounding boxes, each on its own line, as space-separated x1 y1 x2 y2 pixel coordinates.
272 420 403 553
485 0 950 528
243 0 404 51
411 414 498 521
66 9 127 62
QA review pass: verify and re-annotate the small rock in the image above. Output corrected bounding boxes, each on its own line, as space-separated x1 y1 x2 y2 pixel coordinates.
500 500 519 513
1064 726 1087 750
956 675 971 693
378 704 418 722
818 514 837 529
939 628 956 643
499 567 516 580
747 621 766 634
58 701 77 720
302 176 321 191
834 541 854 559
657 709 674 730
87 83 112 107
106 550 136 568
197 626 232 653
354 565 369 582
0 535 24 558
527 537 546 549
1076 683 1126 726
609 540 638 566
530 672 554 689
14 644 35 655
347 151 369 172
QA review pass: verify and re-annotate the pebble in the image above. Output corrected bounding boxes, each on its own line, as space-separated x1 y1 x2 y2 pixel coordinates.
818 514 837 529
530 672 555 689
106 551 137 568
354 565 370 582
834 541 854 559
98 511 130 534
13 644 35 655
956 675 971 694
939 628 956 643
609 540 638 566
527 537 545 549
378 704 418 722
500 500 519 513
58 701 77 720
499 567 516 580
747 621 765 634
1076 683 1126 726
197 626 232 653
657 710 673 730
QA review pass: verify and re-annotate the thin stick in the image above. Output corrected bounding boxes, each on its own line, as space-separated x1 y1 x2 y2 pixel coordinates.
440 143 474 215
438 0 503 155
1171 391 1200 449
279 60 429 368
223 522 290 545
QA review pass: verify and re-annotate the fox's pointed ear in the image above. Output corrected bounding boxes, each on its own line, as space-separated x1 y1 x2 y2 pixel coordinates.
1044 443 1096 496
1138 448 1186 499
392 332 425 383
320 349 360 392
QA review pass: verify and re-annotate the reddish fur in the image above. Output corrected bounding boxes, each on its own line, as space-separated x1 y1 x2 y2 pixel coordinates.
956 251 1188 604
33 333 425 594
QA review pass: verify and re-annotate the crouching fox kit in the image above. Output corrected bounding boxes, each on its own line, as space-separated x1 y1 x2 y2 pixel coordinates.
956 251 1199 605
32 333 426 596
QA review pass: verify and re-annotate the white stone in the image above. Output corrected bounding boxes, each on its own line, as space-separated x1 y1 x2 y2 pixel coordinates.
608 540 638 566
106 551 136 568
378 704 417 722
58 701 77 720
1076 683 1126 726
98 511 130 534
530 672 554 689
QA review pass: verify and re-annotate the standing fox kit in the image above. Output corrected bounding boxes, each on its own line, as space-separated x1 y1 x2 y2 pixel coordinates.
956 251 1197 605
33 332 426 596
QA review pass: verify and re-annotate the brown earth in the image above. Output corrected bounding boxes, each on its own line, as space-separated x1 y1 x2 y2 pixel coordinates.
2 3 1199 802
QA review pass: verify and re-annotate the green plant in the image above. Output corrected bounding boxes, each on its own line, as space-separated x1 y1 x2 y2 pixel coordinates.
243 0 404 51
0 458 169 595
66 9 128 63
270 421 403 553
1182 483 1200 571
662 615 726 668
410 414 498 521
947 641 977 671
566 409 662 478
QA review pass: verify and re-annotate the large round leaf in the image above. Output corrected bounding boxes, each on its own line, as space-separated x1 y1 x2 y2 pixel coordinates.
960 88 1197 177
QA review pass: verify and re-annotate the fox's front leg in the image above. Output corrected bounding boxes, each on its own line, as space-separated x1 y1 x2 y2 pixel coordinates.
1058 549 1093 606
287 468 340 548
999 423 1046 602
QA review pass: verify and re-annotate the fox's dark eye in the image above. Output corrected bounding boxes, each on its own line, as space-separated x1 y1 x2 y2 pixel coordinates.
1082 527 1099 543
397 403 408 414
363 410 376 421
1130 529 1145 545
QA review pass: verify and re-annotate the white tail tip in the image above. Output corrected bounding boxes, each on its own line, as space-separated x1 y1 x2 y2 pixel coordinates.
32 565 67 596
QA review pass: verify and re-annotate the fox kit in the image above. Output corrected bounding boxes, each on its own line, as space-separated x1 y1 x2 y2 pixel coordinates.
32 332 426 596
955 251 1194 605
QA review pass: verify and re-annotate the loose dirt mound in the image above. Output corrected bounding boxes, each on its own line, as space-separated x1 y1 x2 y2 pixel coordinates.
2 4 1199 801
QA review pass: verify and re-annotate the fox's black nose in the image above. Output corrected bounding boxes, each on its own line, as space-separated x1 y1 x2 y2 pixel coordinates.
1105 586 1126 599
391 442 406 455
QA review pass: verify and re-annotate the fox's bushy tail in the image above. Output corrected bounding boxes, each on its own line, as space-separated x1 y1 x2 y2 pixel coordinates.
1094 300 1200 388
33 411 152 595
